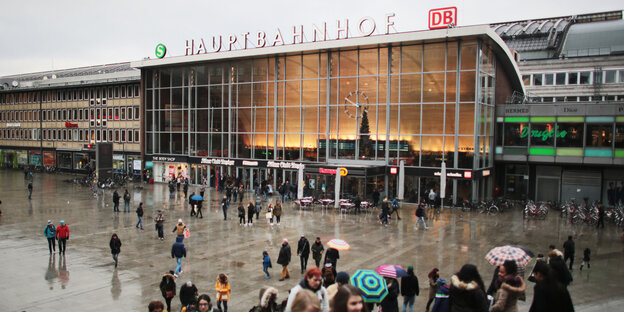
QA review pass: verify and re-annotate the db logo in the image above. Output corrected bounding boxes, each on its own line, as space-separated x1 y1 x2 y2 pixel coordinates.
428 7 457 30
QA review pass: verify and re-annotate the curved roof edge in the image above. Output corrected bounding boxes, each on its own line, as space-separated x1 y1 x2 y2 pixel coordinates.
131 25 524 94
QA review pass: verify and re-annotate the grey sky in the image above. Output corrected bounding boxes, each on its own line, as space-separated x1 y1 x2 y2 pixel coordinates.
0 0 621 76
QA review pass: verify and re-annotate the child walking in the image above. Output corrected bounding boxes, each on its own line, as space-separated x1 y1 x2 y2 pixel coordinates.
580 247 591 270
263 250 272 279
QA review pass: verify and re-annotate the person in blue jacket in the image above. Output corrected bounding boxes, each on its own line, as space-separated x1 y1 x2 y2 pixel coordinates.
171 236 187 277
44 220 56 254
262 250 272 279
431 278 450 312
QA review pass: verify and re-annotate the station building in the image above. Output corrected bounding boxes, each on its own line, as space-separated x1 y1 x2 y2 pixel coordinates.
492 11 624 204
132 25 524 203
0 63 142 175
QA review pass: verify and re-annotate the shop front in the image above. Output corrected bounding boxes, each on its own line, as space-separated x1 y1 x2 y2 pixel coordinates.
43 151 56 167
113 154 125 173
149 155 189 183
28 150 42 166
57 151 73 169
16 150 27 167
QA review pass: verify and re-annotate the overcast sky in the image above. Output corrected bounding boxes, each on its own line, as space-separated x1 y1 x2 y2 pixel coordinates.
0 0 621 77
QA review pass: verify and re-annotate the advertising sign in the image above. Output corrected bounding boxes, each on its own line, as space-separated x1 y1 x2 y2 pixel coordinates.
428 7 457 29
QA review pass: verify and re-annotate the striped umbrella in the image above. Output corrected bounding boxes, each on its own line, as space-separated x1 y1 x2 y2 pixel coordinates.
350 270 388 303
485 245 532 267
375 265 408 279
327 238 350 250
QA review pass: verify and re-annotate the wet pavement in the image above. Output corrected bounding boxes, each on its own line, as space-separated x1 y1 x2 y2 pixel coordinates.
0 169 623 312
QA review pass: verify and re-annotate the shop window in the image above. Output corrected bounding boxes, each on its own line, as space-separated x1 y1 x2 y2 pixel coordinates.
556 123 583 147
615 124 624 148
504 123 529 146
586 124 613 147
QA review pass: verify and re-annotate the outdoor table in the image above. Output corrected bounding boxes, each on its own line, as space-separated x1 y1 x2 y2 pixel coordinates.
318 199 334 209
299 198 314 209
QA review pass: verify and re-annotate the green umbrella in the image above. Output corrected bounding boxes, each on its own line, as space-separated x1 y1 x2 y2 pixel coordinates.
350 270 388 303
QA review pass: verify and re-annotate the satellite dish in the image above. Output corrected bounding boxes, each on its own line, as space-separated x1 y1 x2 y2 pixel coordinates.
12 80 19 87
43 76 48 80
51 74 57 79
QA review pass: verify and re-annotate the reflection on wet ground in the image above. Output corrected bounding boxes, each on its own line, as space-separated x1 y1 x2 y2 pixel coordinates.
0 170 622 311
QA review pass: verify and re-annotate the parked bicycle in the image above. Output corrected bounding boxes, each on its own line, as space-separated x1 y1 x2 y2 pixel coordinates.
523 200 548 219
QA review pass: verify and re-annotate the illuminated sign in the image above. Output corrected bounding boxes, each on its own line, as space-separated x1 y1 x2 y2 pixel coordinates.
464 171 472 179
319 168 337 175
242 160 259 167
267 161 305 170
65 121 78 128
428 7 457 30
201 158 235 166
7 123 20 127
185 13 396 55
390 167 398 175
435 171 462 178
482 169 491 177
155 43 167 59
519 125 567 141
340 168 348 176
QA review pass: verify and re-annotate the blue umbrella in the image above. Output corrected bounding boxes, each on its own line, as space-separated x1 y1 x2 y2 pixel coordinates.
190 194 203 201
350 270 388 303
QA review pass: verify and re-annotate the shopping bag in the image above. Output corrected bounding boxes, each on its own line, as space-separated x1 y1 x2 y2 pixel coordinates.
265 212 272 219
184 228 190 238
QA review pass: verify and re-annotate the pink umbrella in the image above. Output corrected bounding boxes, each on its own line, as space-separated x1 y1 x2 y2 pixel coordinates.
375 265 408 279
327 239 350 250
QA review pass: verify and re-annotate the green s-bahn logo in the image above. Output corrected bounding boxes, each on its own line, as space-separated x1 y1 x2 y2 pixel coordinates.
155 44 167 59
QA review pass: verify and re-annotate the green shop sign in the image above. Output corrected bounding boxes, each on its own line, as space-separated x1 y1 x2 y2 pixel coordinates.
520 125 567 141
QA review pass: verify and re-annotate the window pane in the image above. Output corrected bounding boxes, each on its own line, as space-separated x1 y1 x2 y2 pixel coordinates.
556 123 583 147
533 74 542 86
400 74 421 103
423 43 445 72
586 124 612 147
421 104 443 134
545 74 554 85
504 123 528 146
460 42 477 70
579 71 591 84
401 45 422 74
358 48 377 76
399 104 420 135
604 70 616 83
529 123 554 146
556 73 566 85
339 50 357 77
568 72 578 84
615 124 624 148
422 73 444 102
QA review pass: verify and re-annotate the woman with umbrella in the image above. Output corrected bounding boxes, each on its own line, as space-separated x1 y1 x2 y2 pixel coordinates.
380 276 400 312
285 267 330 312
190 194 204 218
491 260 526 312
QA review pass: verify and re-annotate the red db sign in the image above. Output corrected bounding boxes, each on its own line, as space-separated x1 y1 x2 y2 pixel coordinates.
428 7 457 30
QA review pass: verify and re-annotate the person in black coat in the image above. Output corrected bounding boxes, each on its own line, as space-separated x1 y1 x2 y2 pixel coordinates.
562 236 575 270
277 238 291 281
324 247 340 270
297 235 311 274
380 277 400 312
529 261 574 312
179 280 198 308
112 190 120 212
159 271 176 312
449 264 488 312
247 201 255 225
400 265 419 312
109 233 122 268
549 256 572 287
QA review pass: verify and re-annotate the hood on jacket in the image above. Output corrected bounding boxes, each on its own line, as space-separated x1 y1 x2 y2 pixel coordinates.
176 236 184 243
451 275 479 291
259 286 279 308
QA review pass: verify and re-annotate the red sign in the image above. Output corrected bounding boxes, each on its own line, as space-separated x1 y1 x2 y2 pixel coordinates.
464 171 472 179
319 168 338 175
390 167 398 175
65 121 78 128
428 7 457 30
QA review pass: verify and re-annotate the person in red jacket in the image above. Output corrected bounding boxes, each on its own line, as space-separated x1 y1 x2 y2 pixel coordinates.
55 220 70 255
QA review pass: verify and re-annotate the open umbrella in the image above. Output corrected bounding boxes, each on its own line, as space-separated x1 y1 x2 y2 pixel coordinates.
375 265 408 279
509 245 535 258
190 194 203 201
485 245 532 267
350 270 388 303
327 239 350 250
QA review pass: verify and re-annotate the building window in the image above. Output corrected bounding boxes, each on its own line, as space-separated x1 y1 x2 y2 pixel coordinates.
128 107 133 120
134 85 140 97
128 130 133 142
121 129 126 142
504 123 529 146
544 73 554 85
134 107 139 120
568 72 578 85
586 124 613 147
579 71 591 84
522 75 530 86
555 73 566 85
115 130 120 142
533 74 542 86
121 107 126 120
615 124 624 148
121 86 126 98
134 130 139 142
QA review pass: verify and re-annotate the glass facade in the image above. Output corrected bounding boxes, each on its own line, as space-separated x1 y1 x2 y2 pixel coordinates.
145 39 495 171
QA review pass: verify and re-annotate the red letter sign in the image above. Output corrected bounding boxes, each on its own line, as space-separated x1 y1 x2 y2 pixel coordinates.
428 7 457 30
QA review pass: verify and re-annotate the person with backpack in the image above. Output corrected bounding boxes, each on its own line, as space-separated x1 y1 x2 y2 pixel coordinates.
391 196 402 220
123 189 131 213
135 202 144 230
112 190 120 212
43 220 56 254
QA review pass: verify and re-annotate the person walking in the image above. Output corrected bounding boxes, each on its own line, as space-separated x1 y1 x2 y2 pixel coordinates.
579 248 591 271
426 268 440 312
380 277 400 312
562 236 575 271
596 204 605 229
55 220 69 255
221 195 229 220
401 265 419 312
354 196 362 215
171 236 186 277
112 190 120 212
431 278 450 312
311 237 325 268
173 219 186 241
428 189 437 208
123 189 131 213
183 181 189 198
255 197 262 219
297 234 311 274
27 181 33 199
135 202 144 230
392 196 402 220
180 280 198 308
215 273 231 312
448 264 488 312
274 201 283 225
250 287 281 312
263 250 272 279
380 198 390 226
159 271 177 312
109 233 122 268
154 210 165 240
324 247 340 270
372 189 380 207
267 203 275 225
247 201 255 226
415 201 428 230
326 271 350 303
490 260 526 312
278 238 292 281
238 204 246 226
189 192 196 217
285 267 330 312
44 220 56 254
195 199 203 219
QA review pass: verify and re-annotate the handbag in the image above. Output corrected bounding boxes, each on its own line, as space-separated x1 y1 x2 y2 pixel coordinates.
165 290 174 299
